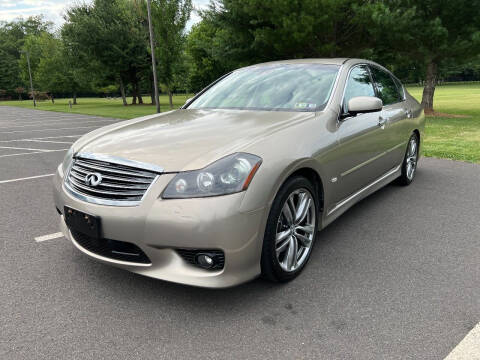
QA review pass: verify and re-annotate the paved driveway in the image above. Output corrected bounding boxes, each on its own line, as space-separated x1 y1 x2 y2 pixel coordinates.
0 106 479 359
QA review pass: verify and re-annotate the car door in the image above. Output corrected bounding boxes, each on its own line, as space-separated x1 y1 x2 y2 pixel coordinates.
369 66 409 170
330 64 390 204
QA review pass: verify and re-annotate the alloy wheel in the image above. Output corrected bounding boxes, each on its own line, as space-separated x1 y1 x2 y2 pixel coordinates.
406 137 418 180
275 188 316 272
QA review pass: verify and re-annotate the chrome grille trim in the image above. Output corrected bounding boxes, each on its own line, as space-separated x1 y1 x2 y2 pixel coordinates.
70 166 152 184
74 160 157 178
77 152 164 173
65 153 163 207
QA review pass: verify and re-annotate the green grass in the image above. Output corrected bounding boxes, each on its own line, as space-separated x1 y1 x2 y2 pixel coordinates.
407 84 480 163
1 84 479 163
0 95 190 119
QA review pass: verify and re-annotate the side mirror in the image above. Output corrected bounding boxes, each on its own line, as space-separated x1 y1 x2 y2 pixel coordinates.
184 97 194 106
346 96 383 116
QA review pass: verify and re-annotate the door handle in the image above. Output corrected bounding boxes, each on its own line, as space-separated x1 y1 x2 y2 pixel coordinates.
378 116 388 127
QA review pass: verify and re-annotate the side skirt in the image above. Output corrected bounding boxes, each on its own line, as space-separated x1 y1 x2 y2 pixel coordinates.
321 164 402 229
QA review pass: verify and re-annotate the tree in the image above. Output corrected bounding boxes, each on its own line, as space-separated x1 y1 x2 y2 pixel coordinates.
0 16 52 96
361 0 480 112
185 18 234 92
31 34 92 104
185 0 374 91
62 0 150 106
147 0 192 108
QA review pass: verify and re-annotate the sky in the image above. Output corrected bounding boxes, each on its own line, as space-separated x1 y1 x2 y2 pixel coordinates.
0 0 209 29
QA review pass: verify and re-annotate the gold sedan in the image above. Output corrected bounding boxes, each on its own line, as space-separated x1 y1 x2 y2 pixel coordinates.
54 58 425 287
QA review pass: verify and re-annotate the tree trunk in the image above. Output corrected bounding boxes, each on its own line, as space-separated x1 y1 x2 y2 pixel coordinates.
168 88 173 109
18 94 22 101
421 61 437 113
137 81 143 104
119 77 127 106
73 92 77 105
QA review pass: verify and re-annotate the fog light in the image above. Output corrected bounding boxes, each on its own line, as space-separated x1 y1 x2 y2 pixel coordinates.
195 253 215 269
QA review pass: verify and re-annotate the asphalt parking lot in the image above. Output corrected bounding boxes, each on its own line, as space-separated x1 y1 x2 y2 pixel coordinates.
0 106 479 359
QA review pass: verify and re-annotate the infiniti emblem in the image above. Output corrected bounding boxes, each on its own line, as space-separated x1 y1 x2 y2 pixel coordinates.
85 172 103 187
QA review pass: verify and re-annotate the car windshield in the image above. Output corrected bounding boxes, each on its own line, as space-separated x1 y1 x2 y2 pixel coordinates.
187 64 339 112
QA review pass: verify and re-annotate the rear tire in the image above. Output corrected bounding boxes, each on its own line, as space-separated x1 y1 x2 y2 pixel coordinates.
261 176 319 283
397 133 419 186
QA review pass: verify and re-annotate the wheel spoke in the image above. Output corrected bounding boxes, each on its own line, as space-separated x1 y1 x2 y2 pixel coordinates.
282 202 294 225
275 229 291 244
292 237 298 268
296 224 314 235
295 195 311 224
286 236 297 270
295 232 312 248
276 235 291 255
407 163 414 179
288 196 296 218
409 140 416 157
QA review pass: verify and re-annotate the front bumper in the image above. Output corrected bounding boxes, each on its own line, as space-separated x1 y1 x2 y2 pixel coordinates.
54 165 267 288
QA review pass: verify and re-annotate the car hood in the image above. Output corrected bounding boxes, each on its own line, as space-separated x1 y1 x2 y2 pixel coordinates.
75 109 315 171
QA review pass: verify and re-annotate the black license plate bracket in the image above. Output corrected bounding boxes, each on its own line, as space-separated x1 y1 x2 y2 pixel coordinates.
64 206 101 239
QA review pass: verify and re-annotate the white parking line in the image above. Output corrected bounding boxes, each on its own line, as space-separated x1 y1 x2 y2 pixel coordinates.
445 322 480 359
0 149 68 158
0 173 54 184
1 117 114 126
0 125 102 134
22 139 74 144
35 232 64 242
32 135 82 139
0 145 51 152
0 119 117 129
0 135 82 143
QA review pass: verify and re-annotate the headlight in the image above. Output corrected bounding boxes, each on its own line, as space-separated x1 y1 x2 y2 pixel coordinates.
62 146 74 174
162 153 262 199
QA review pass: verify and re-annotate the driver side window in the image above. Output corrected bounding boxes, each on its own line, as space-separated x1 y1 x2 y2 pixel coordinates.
343 65 376 112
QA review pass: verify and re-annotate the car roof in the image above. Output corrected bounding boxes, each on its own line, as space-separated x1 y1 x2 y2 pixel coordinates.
244 58 396 76
248 58 350 67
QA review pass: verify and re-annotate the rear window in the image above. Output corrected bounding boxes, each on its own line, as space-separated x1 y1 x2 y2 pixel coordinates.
370 66 403 105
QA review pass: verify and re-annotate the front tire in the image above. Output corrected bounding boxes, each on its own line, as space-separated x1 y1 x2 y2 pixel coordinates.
261 176 319 283
397 133 419 186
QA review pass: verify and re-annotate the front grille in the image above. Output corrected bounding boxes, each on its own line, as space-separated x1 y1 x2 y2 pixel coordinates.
176 249 225 270
71 230 151 264
67 157 158 203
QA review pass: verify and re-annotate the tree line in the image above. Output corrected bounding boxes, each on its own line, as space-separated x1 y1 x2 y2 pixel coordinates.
0 0 479 112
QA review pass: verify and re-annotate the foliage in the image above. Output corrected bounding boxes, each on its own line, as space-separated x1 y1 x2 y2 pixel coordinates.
184 0 480 110
31 34 92 99
1 1 479 111
185 0 374 91
148 0 192 94
62 0 151 104
358 0 480 110
185 19 233 91
0 16 52 96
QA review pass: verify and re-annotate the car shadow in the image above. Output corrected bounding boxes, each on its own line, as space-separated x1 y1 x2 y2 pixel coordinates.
69 170 425 313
